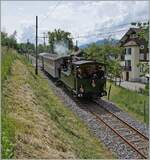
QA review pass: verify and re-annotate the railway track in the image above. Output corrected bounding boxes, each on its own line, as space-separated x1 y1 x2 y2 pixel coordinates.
75 99 149 159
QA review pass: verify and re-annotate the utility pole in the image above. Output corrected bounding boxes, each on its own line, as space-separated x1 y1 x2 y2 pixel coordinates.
38 32 48 52
75 40 78 51
27 39 29 60
76 40 78 47
43 32 46 46
35 16 38 75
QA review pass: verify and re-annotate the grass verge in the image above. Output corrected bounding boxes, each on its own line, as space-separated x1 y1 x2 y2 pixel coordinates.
104 81 149 124
2 47 19 158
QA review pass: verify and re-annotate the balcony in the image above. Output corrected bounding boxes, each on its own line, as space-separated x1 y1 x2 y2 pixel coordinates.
123 66 132 71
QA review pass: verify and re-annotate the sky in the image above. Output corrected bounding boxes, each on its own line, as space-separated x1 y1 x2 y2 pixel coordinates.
1 1 149 45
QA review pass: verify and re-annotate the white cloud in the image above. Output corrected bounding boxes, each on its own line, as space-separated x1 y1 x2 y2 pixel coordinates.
2 1 149 45
18 7 24 11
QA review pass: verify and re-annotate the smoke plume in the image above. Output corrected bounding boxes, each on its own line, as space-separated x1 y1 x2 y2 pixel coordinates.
54 40 69 56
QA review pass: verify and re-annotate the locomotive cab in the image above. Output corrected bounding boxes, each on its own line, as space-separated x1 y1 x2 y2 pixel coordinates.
60 60 107 98
73 60 107 97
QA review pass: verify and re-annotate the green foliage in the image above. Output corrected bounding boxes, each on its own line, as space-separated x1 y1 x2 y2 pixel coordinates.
144 84 149 96
1 47 19 159
1 48 18 82
1 31 18 49
17 42 35 55
2 117 15 159
138 27 149 41
137 62 149 77
131 21 149 41
48 29 73 53
38 44 45 53
84 43 123 80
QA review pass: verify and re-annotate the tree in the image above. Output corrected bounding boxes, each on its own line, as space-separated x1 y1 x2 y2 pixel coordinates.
137 62 149 77
1 31 17 49
17 42 35 55
131 21 149 41
48 29 73 53
48 31 55 53
38 44 45 53
84 43 123 84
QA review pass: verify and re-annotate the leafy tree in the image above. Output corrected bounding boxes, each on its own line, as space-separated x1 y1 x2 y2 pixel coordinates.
84 43 123 84
27 42 35 54
48 29 73 53
1 31 17 49
17 43 27 54
17 42 35 55
137 62 149 77
131 21 149 41
38 44 45 53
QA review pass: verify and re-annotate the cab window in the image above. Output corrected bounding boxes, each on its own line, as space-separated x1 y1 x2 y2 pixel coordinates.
76 64 105 79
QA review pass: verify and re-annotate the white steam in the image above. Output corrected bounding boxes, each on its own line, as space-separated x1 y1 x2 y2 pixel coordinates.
54 41 69 56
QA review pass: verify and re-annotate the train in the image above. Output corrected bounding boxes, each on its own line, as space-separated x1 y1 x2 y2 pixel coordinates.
39 51 107 98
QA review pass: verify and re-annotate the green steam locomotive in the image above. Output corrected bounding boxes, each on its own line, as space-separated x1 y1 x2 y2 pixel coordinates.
39 52 107 98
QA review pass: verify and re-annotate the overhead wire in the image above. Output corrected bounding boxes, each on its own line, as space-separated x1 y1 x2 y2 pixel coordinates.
17 0 148 44
40 1 61 25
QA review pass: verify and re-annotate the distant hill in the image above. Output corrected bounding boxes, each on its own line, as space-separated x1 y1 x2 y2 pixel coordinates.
79 39 119 49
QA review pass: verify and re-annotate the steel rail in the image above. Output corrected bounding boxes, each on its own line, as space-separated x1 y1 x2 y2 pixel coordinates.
90 110 148 159
93 99 149 140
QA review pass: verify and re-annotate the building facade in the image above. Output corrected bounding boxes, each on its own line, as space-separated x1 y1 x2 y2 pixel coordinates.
119 28 149 83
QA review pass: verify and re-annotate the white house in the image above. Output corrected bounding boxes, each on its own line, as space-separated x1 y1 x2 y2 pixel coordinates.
119 28 149 83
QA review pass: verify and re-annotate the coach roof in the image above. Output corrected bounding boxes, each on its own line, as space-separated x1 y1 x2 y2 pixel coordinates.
39 52 70 60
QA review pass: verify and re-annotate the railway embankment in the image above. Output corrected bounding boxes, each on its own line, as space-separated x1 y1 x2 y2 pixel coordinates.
2 50 115 159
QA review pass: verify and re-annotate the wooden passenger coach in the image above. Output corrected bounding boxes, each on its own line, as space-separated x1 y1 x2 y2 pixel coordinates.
39 53 70 78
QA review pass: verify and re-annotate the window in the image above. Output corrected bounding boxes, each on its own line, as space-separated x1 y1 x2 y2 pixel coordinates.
128 48 132 55
140 45 144 49
77 64 105 79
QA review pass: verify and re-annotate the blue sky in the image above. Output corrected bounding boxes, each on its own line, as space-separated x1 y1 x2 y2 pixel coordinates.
2 1 149 45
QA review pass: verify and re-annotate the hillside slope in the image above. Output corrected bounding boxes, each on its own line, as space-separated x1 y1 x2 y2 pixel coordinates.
2 50 115 159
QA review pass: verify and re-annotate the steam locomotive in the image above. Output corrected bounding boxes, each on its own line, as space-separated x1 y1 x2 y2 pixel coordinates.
39 51 107 98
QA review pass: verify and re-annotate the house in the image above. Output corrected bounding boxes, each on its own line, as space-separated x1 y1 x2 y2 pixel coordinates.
119 28 149 83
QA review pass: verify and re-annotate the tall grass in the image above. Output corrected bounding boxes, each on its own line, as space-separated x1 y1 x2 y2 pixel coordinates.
2 47 18 158
105 81 149 124
1 47 18 82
